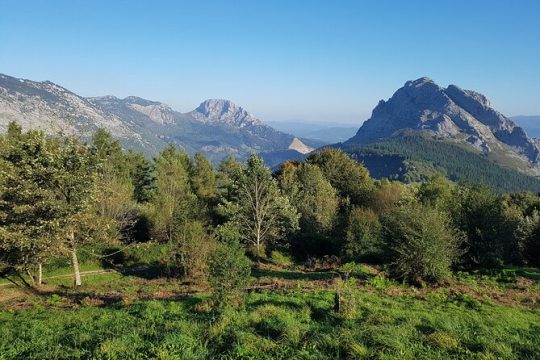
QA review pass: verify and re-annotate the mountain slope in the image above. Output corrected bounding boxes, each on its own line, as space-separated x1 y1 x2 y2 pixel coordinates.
338 77 540 192
340 135 540 193
0 73 314 163
344 77 540 176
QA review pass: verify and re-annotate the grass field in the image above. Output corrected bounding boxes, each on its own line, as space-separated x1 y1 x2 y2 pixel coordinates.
0 248 539 359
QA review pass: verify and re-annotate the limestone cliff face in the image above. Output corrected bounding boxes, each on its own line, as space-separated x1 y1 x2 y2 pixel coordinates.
346 77 540 165
189 99 263 127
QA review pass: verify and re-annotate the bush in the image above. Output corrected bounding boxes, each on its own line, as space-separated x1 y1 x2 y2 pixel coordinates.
334 278 358 319
167 220 215 280
381 204 463 285
525 219 540 267
208 226 251 309
344 207 383 262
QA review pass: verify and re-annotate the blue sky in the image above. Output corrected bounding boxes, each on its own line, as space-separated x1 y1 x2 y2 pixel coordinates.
1 0 539 124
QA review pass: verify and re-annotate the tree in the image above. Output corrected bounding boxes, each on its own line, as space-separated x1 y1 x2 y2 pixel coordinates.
344 207 382 262
306 148 374 206
189 152 217 203
220 155 299 259
417 174 454 210
524 215 540 267
91 129 138 240
0 127 60 285
381 204 463 285
371 180 407 215
207 225 251 309
216 155 243 200
451 185 506 268
125 150 155 203
149 145 194 242
278 162 340 257
48 135 99 286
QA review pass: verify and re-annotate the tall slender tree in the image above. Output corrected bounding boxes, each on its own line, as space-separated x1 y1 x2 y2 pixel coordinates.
220 155 299 258
149 145 194 242
0 125 60 285
48 135 99 286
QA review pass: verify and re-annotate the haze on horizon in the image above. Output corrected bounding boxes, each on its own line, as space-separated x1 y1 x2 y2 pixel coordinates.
1 0 539 125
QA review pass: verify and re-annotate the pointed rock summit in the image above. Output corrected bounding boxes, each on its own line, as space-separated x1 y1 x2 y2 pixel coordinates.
346 77 540 165
190 99 262 127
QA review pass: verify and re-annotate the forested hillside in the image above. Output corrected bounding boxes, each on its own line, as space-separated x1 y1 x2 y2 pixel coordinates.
340 135 540 193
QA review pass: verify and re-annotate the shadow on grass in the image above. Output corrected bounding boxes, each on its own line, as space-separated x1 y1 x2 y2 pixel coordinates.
251 268 337 281
117 264 165 280
248 298 306 311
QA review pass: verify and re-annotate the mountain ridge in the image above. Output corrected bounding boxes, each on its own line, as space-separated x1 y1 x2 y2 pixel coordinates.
0 73 314 164
344 77 540 176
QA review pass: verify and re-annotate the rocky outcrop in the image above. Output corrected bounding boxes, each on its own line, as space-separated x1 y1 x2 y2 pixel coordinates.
346 77 540 165
189 99 262 127
288 137 314 154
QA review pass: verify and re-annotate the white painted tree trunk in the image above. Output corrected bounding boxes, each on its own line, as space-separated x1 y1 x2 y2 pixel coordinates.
37 263 42 286
70 231 81 286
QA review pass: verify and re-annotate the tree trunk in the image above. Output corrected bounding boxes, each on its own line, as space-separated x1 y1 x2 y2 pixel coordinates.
37 263 42 286
71 248 82 286
69 230 82 286
256 236 261 263
26 270 35 286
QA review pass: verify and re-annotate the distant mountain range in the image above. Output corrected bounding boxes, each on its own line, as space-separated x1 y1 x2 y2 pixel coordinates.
3 72 540 192
511 115 540 138
0 73 320 165
339 77 540 192
266 121 358 144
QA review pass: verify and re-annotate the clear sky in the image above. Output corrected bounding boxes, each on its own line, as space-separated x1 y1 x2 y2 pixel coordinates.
1 0 539 124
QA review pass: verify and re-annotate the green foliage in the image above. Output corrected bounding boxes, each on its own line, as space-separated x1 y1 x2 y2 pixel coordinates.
525 219 540 267
208 228 251 309
0 127 60 276
148 145 195 242
125 150 155 203
381 204 463 284
344 207 383 262
278 162 340 256
219 154 299 258
189 152 217 203
269 250 294 266
451 185 516 268
417 174 454 210
91 129 139 241
167 219 215 279
370 180 409 214
342 135 540 193
0 123 98 285
307 147 374 206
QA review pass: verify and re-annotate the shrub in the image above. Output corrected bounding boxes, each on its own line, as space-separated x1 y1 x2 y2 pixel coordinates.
207 226 251 309
525 218 540 267
167 220 215 280
334 278 358 319
344 207 383 262
381 204 463 285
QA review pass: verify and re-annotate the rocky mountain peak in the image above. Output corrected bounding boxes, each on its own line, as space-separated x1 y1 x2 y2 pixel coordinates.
346 77 540 167
404 76 436 88
191 99 263 127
